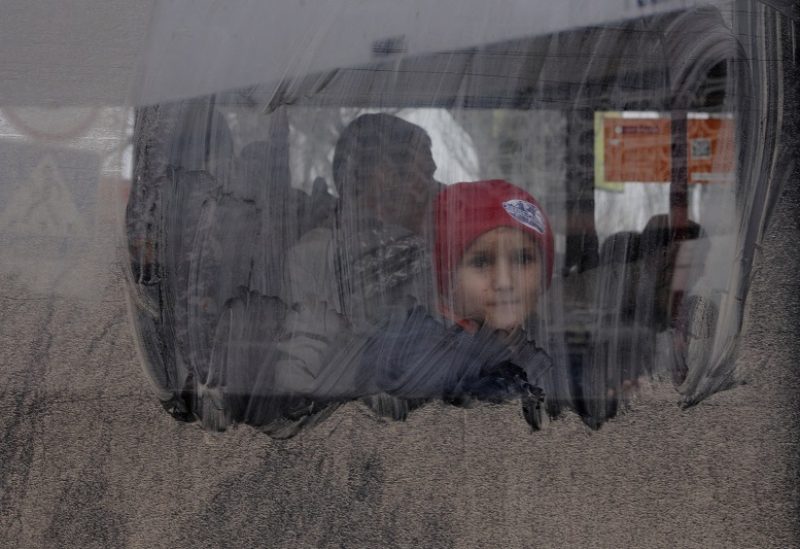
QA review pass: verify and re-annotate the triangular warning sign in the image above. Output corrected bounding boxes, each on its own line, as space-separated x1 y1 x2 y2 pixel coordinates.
0 154 89 237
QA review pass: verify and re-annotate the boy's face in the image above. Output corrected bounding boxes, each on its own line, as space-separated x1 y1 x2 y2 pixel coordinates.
448 227 542 331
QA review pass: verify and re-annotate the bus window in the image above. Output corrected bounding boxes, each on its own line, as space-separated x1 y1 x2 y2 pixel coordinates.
122 3 793 435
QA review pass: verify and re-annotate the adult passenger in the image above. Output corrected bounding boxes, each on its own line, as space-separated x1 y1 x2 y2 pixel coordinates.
267 114 442 399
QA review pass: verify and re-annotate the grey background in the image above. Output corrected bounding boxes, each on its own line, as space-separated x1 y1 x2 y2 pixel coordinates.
0 156 797 547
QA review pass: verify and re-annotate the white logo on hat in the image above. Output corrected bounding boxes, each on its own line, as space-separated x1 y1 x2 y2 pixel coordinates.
502 199 545 234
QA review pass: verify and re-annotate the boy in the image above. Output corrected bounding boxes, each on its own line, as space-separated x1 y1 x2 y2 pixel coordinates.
359 179 555 428
435 179 554 332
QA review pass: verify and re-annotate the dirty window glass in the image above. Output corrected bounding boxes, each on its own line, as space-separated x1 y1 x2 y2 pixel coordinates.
121 4 796 436
3 2 792 440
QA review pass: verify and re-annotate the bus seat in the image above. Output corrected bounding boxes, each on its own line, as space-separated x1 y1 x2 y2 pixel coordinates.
597 231 641 320
635 214 702 332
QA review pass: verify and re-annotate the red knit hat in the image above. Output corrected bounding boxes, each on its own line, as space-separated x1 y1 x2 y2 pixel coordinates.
434 179 554 296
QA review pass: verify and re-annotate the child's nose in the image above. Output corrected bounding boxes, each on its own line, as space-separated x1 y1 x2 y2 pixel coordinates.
493 258 513 290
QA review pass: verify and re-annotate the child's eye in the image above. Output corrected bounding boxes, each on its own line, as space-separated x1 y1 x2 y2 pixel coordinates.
466 253 491 268
515 249 537 265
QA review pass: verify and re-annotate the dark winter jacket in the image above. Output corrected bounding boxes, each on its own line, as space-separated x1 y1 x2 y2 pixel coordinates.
357 306 553 428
